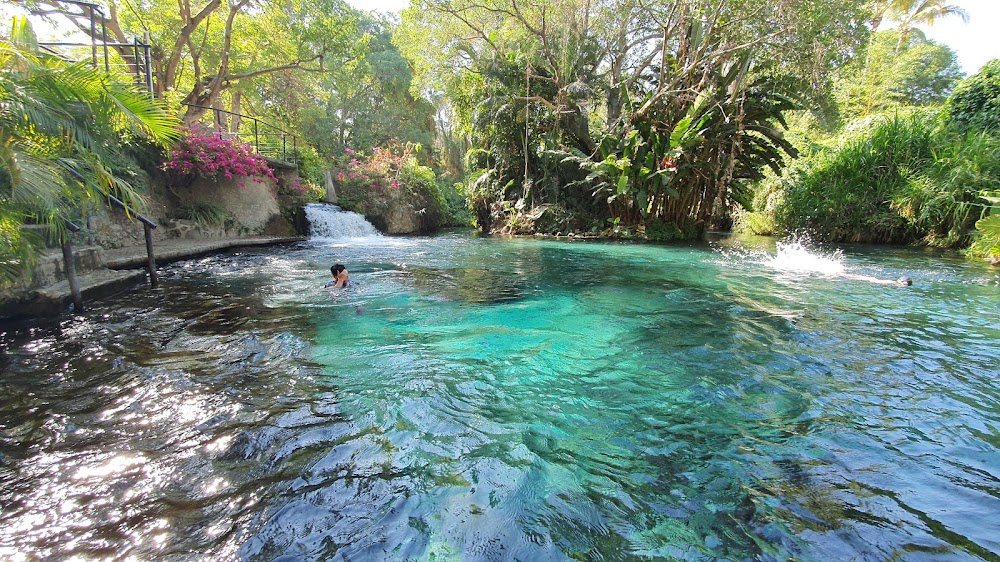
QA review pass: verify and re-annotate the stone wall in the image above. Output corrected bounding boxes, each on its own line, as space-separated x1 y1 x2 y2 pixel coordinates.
1 162 305 319
89 173 174 248
89 166 299 245
173 175 280 233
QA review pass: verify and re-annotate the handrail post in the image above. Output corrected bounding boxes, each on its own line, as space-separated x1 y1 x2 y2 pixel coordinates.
89 5 97 67
133 37 141 85
106 194 158 289
144 223 158 288
61 241 84 312
100 9 109 71
62 221 83 313
143 33 153 95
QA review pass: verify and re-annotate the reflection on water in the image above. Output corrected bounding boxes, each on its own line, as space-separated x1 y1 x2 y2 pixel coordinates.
1 234 999 561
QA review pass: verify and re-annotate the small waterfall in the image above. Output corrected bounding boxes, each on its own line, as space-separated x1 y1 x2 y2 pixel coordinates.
305 203 381 239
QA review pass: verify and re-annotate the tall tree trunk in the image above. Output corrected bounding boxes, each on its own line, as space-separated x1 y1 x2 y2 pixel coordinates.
230 91 243 133
212 97 228 130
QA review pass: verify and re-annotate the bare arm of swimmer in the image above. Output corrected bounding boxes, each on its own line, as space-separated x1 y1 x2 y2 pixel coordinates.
841 273 911 286
334 268 349 288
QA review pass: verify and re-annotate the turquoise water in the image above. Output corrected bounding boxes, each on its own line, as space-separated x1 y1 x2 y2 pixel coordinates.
1 230 998 561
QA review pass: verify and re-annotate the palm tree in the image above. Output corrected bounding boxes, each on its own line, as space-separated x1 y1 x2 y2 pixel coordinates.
0 17 179 286
871 0 969 52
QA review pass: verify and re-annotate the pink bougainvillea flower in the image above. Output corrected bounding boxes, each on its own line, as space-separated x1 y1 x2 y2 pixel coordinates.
345 147 355 154
165 127 275 182
391 182 399 189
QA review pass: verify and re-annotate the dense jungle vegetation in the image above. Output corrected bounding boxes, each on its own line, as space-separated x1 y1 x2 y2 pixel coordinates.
2 0 999 287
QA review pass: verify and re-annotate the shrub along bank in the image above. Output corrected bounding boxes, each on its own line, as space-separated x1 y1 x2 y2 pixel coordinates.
737 60 1000 262
740 110 999 247
332 144 460 234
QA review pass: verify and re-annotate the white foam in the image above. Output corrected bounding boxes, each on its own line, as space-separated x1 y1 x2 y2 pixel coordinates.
766 239 845 275
305 203 381 240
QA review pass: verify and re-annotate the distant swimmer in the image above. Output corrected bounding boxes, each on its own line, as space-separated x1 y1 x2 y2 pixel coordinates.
324 263 349 288
842 273 912 286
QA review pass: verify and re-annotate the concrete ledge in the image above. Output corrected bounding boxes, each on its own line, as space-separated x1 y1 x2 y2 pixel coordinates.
103 236 306 269
19 269 149 317
35 269 148 300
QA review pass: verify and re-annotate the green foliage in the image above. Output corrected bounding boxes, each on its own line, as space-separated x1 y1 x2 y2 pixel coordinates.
334 143 449 232
299 16 436 161
399 0 868 238
0 17 179 287
764 110 1000 245
175 203 231 227
834 30 963 119
574 65 800 239
402 159 451 228
950 59 1000 133
732 169 785 236
440 182 473 226
965 212 1000 262
132 0 358 118
644 218 698 241
291 145 327 186
0 214 40 287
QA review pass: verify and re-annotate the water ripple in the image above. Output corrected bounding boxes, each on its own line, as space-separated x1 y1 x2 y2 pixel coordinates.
1 234 998 560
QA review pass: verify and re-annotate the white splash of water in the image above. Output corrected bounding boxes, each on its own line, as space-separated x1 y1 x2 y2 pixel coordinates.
766 239 845 275
305 203 381 240
715 235 847 277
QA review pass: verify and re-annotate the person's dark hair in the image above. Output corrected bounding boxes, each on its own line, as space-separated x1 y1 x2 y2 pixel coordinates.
898 276 912 286
332 264 345 275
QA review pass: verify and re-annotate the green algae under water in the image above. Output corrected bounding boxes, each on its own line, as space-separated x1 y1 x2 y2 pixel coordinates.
1 229 998 561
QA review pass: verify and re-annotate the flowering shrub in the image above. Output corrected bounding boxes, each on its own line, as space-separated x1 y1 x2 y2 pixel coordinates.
333 143 416 195
165 127 276 183
333 142 450 232
275 175 324 206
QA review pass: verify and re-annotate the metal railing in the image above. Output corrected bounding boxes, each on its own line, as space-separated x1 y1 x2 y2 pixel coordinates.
182 103 299 165
33 0 153 93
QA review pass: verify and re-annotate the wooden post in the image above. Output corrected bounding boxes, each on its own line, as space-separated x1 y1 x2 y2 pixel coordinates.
144 223 158 288
61 240 84 313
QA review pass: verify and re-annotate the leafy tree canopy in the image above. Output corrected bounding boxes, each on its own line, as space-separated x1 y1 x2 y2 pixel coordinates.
834 29 963 119
950 59 1000 133
298 15 437 159
23 0 365 126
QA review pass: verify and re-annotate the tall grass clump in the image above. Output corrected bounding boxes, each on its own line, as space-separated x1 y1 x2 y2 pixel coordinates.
765 109 999 246
894 129 1000 246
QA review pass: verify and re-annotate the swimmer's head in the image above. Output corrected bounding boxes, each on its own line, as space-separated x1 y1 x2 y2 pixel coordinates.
897 276 912 286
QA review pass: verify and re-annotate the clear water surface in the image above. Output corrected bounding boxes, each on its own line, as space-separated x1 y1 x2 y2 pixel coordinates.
1 213 998 561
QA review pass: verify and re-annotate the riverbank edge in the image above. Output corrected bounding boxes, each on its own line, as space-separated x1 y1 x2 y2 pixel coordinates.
0 236 305 321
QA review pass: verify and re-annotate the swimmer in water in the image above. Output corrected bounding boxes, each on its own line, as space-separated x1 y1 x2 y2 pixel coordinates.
841 273 912 286
323 263 349 288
